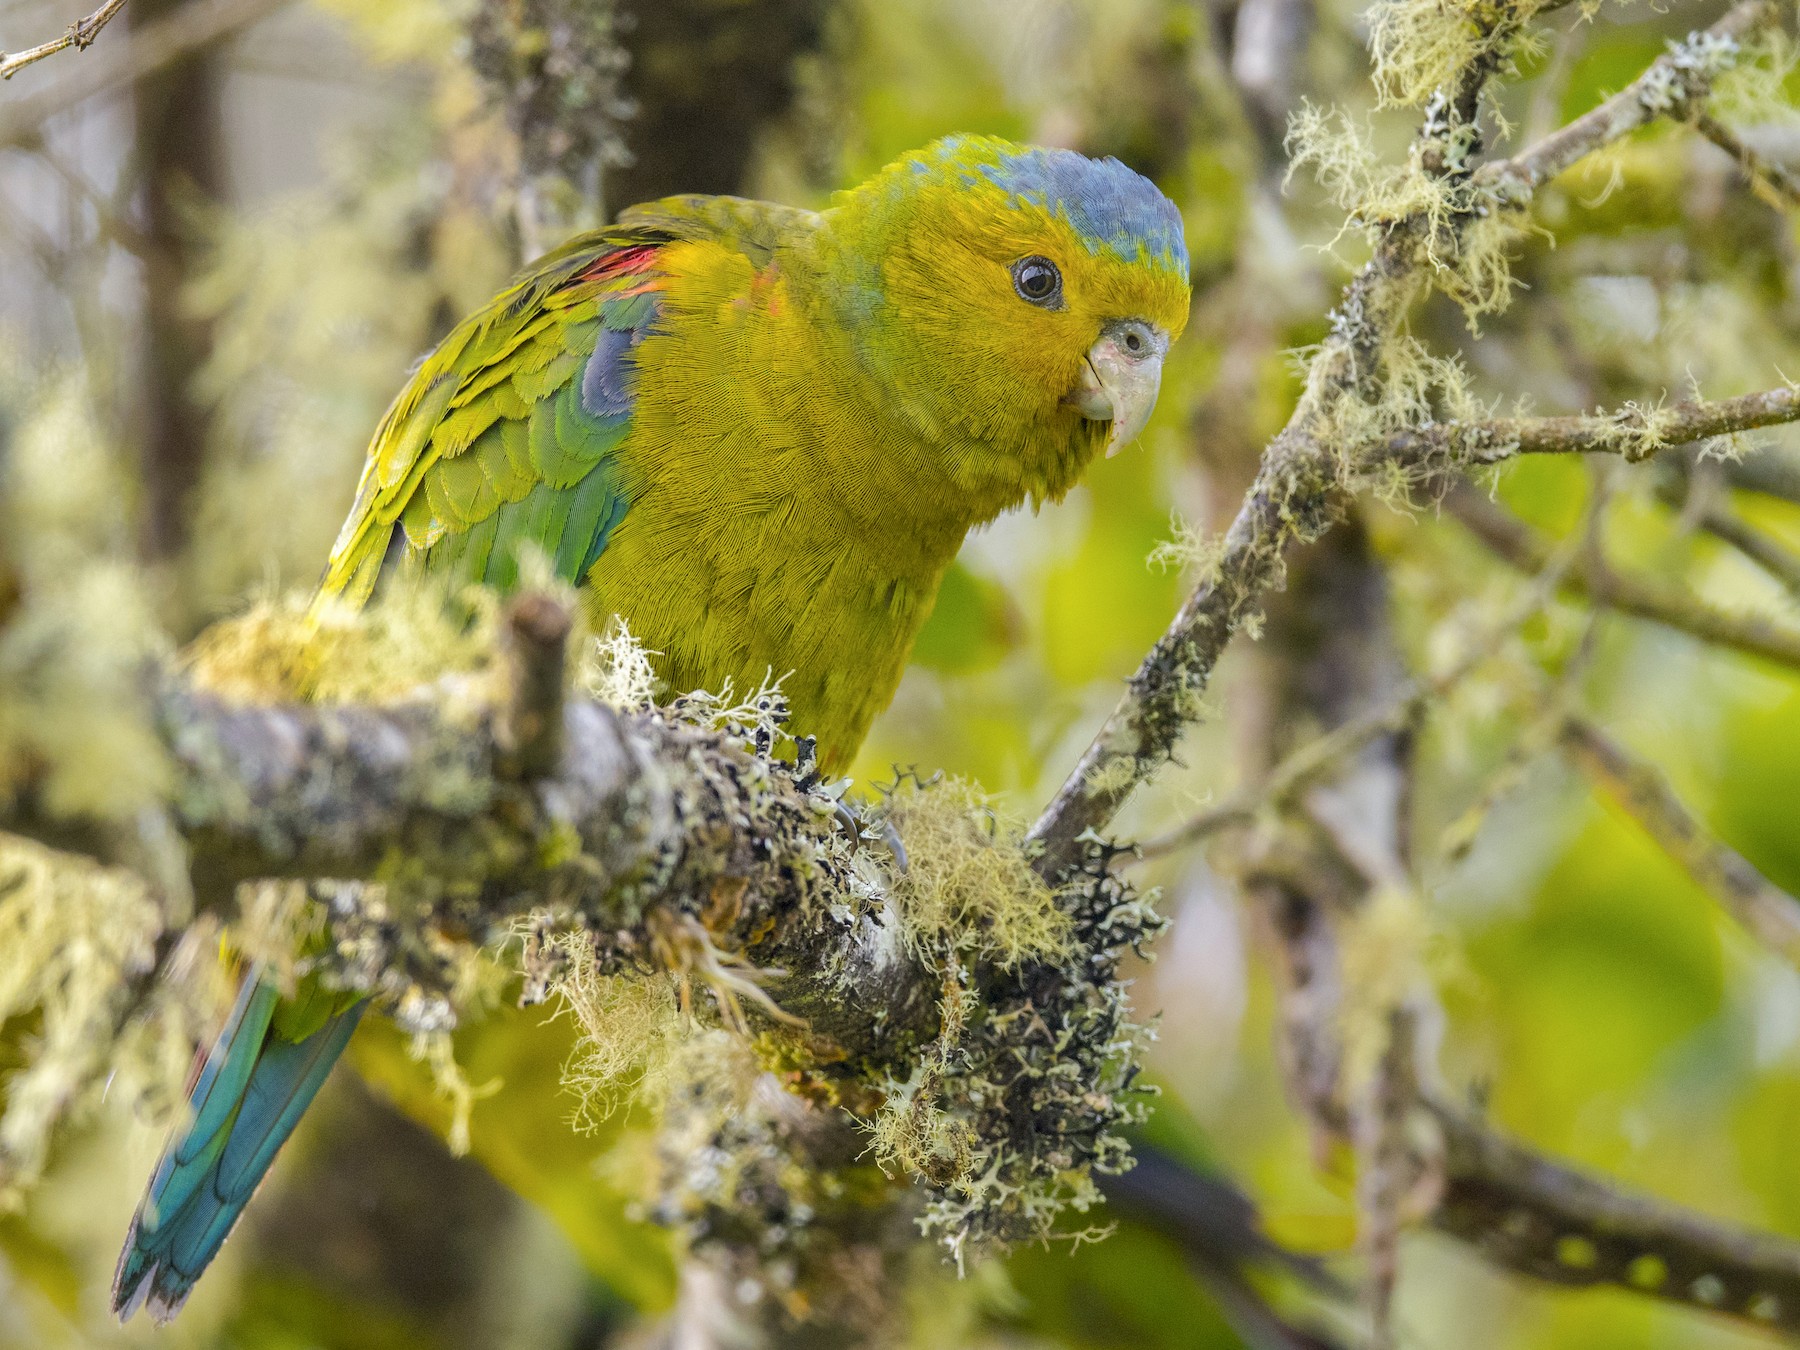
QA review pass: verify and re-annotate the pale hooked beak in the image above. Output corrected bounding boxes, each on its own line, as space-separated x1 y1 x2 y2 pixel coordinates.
1066 319 1169 458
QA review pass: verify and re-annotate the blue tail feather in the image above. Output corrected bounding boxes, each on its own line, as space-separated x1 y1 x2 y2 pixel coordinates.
112 976 365 1324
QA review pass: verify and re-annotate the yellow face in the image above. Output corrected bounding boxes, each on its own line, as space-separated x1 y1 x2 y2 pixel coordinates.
827 136 1191 502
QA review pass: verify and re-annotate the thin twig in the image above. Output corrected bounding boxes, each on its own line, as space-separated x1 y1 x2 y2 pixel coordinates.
0 0 285 151
1139 524 1589 861
1694 508 1800 601
1695 111 1800 211
1655 468 1800 602
1559 716 1800 968
1446 481 1800 671
0 0 129 81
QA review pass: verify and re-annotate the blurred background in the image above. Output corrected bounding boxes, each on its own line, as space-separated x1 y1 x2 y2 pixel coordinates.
3 0 1800 1345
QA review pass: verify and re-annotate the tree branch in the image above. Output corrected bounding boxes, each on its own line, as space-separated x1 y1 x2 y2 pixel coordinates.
1654 464 1800 602
1384 384 1800 471
1445 480 1800 671
1476 0 1781 198
0 0 286 152
0 0 130 81
1559 716 1800 968
1434 1102 1800 1332
2 663 937 1051
1696 111 1800 212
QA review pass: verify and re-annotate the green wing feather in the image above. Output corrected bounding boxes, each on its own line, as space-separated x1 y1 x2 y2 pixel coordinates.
317 224 672 606
317 196 818 608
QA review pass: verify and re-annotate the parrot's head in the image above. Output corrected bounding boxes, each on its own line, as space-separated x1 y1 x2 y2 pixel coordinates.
824 135 1190 506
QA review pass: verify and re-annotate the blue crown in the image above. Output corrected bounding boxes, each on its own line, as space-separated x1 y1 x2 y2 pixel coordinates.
931 136 1188 277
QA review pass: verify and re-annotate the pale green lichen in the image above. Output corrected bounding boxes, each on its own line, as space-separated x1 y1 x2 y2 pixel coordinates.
1589 398 1685 463
1148 515 1225 581
1707 30 1798 129
1285 102 1525 326
1639 29 1744 117
0 838 229 1209
864 974 978 1189
1366 0 1557 110
578 617 662 711
880 776 1072 971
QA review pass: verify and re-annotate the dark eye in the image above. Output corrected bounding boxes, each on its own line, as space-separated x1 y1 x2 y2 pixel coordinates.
1011 256 1062 306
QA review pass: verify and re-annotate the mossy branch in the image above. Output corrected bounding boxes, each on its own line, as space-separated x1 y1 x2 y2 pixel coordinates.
4 654 937 1051
0 590 1167 1339
1382 383 1800 470
1475 0 1781 198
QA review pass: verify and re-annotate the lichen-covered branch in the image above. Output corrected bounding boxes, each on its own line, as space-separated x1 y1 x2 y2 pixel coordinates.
1559 716 1800 968
1476 0 1779 198
0 592 1164 1345
1383 384 1800 470
0 0 129 81
1027 0 1785 878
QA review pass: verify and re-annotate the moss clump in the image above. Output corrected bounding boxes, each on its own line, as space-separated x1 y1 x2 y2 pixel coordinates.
854 822 1165 1269
880 776 1072 971
183 582 502 707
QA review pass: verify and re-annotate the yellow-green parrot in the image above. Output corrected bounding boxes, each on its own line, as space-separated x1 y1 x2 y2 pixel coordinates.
113 134 1190 1322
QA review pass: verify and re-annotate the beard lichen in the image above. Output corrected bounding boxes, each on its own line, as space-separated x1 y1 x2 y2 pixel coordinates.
853 814 1165 1269
1287 97 1527 330
1366 0 1558 110
878 775 1072 971
540 924 684 1129
1148 514 1227 583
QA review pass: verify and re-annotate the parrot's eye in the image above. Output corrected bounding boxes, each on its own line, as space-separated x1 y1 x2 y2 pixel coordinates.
1011 256 1062 307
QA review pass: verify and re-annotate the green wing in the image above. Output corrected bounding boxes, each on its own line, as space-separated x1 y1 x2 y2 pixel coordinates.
319 228 663 604
318 197 818 607
318 197 818 606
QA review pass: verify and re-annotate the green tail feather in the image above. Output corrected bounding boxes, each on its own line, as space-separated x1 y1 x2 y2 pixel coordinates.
112 977 365 1324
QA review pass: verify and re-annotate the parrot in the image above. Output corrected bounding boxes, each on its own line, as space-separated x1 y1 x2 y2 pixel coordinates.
112 133 1190 1323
